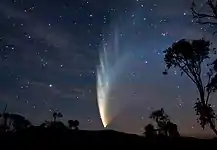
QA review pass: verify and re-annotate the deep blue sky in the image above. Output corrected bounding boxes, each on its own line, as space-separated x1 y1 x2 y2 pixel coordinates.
0 0 216 137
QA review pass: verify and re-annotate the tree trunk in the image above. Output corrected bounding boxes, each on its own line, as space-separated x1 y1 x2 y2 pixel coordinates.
198 90 217 136
209 120 217 135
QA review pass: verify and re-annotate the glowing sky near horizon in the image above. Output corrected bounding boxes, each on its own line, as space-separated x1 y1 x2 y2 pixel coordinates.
1 0 217 137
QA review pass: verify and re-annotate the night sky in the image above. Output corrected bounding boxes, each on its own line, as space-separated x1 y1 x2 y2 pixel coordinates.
0 0 216 137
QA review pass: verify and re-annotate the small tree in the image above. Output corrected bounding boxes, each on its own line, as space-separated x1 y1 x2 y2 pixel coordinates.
150 108 170 136
52 112 63 122
149 108 180 137
163 39 217 135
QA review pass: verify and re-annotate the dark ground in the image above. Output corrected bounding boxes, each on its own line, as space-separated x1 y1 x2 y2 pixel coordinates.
0 127 216 149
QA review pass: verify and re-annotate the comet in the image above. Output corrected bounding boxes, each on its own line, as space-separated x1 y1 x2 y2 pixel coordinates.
96 26 131 128
97 28 120 128
97 45 110 127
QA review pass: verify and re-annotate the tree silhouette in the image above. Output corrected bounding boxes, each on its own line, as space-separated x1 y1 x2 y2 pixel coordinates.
149 108 180 137
68 120 79 130
163 39 217 135
52 112 63 122
150 108 170 136
191 0 217 34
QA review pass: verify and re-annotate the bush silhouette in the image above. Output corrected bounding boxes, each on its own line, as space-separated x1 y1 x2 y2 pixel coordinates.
68 120 79 130
0 113 31 132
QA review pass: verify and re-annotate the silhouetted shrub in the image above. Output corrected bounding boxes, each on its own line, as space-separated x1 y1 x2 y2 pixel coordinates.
68 120 79 130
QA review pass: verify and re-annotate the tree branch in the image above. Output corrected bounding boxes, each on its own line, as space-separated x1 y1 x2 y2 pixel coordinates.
192 10 216 19
191 2 216 19
206 90 212 104
197 21 217 25
184 59 206 103
208 0 217 17
176 61 197 84
206 73 212 104
191 0 217 33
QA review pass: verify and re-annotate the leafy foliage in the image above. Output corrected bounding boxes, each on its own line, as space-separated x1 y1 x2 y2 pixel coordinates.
148 108 180 137
150 108 169 133
164 39 211 75
68 120 79 130
150 108 169 124
194 99 216 129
